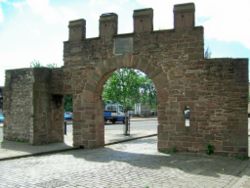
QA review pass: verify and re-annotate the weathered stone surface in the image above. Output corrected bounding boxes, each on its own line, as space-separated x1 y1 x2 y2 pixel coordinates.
4 69 34 143
3 68 64 145
3 3 249 156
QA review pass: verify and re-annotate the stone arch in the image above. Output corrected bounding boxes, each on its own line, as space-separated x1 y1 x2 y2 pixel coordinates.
74 54 166 148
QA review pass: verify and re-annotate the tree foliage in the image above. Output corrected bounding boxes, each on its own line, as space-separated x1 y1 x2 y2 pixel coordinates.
46 63 58 68
30 60 43 67
64 95 73 112
139 78 157 109
30 59 58 68
102 68 156 111
205 47 212 59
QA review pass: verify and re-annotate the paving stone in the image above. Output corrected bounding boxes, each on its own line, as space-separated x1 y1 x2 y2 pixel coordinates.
0 136 250 187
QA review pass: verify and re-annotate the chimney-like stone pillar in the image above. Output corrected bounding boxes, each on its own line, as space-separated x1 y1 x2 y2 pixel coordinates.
68 19 86 41
133 8 153 33
174 3 195 30
99 13 118 39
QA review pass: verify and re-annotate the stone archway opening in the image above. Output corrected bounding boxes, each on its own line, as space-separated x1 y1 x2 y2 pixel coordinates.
97 67 159 145
63 94 73 146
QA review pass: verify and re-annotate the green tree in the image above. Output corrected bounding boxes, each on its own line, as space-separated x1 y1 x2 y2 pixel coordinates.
140 78 157 110
102 68 156 111
64 95 73 112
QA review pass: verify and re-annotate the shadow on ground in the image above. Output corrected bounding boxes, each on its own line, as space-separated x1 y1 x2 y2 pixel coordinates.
61 137 249 179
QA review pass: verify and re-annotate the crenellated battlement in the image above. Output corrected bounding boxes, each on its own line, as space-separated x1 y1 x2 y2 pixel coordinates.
67 3 196 42
64 2 203 66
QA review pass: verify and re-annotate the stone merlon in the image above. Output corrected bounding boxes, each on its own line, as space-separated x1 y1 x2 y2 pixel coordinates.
133 8 153 33
174 3 195 29
67 3 197 42
99 13 118 39
68 19 86 41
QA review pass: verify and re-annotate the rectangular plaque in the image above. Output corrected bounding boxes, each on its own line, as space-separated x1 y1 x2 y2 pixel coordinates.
113 37 133 55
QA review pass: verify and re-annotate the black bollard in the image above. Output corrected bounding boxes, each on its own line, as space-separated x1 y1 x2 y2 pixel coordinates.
64 121 67 135
124 113 130 136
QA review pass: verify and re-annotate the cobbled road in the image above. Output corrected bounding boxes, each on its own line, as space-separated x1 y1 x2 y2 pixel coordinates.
0 136 249 188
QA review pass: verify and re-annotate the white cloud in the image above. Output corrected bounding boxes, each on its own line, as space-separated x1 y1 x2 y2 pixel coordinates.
199 0 250 49
25 0 60 23
0 0 67 86
11 1 26 12
24 0 85 26
136 0 250 50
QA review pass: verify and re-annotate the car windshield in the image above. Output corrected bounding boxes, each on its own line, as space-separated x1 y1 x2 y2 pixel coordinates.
118 105 124 112
106 105 117 111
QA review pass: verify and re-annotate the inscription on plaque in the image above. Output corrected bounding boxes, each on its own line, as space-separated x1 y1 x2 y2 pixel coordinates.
114 37 133 55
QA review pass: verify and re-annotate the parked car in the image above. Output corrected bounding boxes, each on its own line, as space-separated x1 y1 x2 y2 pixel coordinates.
64 112 73 121
104 103 125 124
0 112 4 123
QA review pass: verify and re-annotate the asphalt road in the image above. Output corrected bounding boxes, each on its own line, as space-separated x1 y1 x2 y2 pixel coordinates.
0 118 158 145
105 117 157 132
64 118 158 145
65 117 157 130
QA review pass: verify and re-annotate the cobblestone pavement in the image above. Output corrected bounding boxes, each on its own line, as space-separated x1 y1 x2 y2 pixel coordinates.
0 136 250 188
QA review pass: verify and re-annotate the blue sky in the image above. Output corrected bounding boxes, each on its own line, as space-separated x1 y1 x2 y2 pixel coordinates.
0 0 250 86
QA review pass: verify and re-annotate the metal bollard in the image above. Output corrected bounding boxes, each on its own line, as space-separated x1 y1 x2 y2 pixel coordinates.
64 121 67 135
124 113 130 136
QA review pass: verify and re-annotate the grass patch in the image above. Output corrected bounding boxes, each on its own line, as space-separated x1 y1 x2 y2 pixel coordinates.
206 144 214 155
160 146 177 154
235 154 249 161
